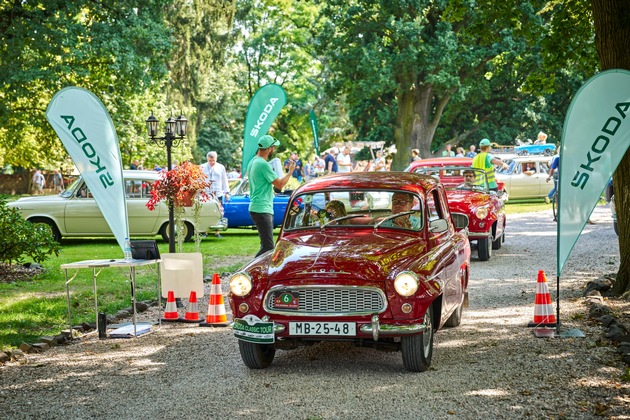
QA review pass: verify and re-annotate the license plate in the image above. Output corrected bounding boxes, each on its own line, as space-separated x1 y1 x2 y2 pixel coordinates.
289 322 356 336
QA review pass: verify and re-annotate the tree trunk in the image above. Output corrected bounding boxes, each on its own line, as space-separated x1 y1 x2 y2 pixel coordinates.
393 84 450 170
592 0 630 296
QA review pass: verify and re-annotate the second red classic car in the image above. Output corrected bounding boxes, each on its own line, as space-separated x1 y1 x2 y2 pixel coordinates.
407 158 507 261
228 172 470 372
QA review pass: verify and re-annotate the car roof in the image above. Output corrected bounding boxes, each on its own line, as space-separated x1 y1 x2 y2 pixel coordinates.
120 170 160 179
297 171 439 195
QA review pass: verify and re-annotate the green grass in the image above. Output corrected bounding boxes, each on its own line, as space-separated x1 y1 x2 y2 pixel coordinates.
0 228 263 349
504 198 549 214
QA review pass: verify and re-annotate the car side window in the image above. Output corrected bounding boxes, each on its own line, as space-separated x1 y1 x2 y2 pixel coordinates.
426 191 441 221
539 163 549 174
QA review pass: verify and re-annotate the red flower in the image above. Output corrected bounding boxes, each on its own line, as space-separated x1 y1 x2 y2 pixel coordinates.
146 161 211 210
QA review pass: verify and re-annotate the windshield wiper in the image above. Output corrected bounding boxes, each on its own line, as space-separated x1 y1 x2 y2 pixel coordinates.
320 214 366 229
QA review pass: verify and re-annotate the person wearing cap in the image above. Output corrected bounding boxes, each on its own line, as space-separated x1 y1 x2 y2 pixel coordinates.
472 138 509 192
247 134 295 257
325 147 339 174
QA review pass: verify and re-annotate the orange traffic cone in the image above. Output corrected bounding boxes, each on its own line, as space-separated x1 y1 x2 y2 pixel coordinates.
200 274 229 327
528 270 557 327
182 291 202 323
162 290 181 322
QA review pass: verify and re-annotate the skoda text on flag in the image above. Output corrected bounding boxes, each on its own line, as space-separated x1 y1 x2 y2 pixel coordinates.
309 109 320 156
46 87 129 253
242 84 287 174
558 69 630 275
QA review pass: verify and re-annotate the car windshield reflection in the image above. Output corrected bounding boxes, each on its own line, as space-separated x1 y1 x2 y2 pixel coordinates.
283 190 424 231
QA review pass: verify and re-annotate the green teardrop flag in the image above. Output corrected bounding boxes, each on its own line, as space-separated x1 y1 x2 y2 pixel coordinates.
558 69 630 275
310 109 320 156
242 84 287 174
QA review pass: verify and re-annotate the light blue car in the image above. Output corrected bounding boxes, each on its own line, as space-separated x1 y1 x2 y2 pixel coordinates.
514 143 556 156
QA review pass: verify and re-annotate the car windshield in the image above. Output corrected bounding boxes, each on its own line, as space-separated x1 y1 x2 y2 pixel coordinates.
283 190 424 231
411 166 490 193
60 177 82 198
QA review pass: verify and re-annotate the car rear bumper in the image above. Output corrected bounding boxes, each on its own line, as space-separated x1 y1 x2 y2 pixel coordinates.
209 217 228 232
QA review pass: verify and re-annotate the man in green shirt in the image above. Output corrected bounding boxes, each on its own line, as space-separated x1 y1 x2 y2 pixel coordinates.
247 134 295 257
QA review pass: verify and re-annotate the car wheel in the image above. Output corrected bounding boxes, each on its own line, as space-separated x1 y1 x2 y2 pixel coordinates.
160 221 194 243
492 231 502 250
444 302 463 328
501 231 506 243
521 150 528 156
401 304 434 372
238 340 276 369
544 148 552 156
477 237 492 261
28 218 61 242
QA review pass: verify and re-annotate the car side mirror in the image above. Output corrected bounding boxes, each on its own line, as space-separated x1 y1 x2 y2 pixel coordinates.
428 218 449 233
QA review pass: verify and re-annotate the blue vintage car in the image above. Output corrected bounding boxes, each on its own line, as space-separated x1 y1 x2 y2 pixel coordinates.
223 178 291 228
514 143 556 156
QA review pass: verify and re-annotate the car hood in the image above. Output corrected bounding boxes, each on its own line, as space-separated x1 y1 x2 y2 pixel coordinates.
7 195 66 206
264 232 428 283
445 190 491 210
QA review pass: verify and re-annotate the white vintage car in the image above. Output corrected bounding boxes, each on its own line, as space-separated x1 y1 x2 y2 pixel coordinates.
495 155 554 200
7 170 227 242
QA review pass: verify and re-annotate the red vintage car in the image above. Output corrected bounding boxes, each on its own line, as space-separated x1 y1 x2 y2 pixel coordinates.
228 172 470 372
406 158 506 261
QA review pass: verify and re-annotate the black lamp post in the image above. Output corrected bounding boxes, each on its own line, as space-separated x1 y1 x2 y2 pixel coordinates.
146 112 188 253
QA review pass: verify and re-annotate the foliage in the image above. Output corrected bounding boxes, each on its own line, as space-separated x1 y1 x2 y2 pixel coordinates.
0 197 60 264
316 0 573 168
0 0 174 170
146 162 211 210
196 117 243 170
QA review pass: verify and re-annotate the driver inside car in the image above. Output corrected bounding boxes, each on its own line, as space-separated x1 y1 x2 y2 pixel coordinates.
380 192 421 230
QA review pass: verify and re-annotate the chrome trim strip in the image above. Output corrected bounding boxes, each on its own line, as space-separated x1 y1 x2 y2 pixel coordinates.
359 321 427 337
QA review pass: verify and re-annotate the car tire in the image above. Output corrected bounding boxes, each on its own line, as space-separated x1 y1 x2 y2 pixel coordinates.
160 221 194 243
238 340 276 369
401 304 433 372
492 231 502 250
544 148 552 156
28 218 61 242
477 237 492 261
521 150 528 156
444 301 463 328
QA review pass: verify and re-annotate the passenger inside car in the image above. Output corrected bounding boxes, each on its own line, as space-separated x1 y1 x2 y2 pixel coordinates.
522 162 537 175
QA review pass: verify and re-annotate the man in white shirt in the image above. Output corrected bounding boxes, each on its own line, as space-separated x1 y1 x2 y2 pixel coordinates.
337 146 353 173
200 151 230 238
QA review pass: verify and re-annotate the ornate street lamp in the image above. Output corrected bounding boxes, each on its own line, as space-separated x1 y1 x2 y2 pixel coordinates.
145 112 188 253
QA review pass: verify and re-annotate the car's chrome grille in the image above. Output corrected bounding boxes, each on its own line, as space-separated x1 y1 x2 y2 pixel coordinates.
264 286 386 316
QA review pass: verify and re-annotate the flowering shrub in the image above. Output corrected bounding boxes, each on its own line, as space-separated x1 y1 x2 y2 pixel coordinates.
146 161 211 210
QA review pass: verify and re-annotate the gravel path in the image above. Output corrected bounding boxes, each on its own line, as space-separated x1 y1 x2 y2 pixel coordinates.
0 205 627 419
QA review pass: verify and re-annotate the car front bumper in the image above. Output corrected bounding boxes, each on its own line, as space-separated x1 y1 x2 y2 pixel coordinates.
210 217 229 232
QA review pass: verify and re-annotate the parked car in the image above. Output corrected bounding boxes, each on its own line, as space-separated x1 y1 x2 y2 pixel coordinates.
407 158 507 261
495 156 554 200
228 171 470 372
223 178 291 228
7 170 227 242
514 143 556 156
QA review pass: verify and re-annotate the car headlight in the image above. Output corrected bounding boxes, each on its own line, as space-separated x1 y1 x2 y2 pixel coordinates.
229 272 252 297
475 206 489 219
394 271 419 297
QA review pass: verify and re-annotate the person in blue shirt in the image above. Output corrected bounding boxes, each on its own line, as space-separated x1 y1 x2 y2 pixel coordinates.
545 150 560 203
